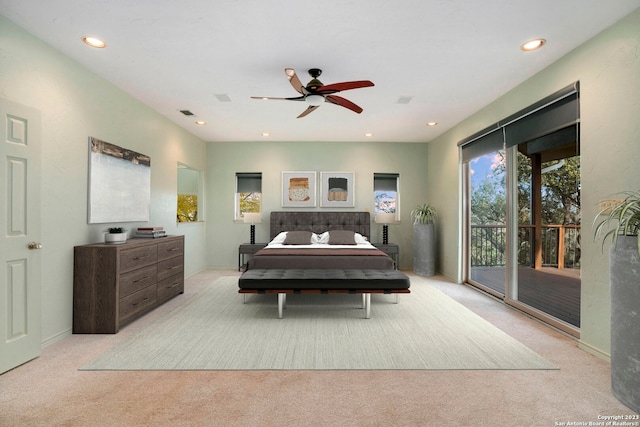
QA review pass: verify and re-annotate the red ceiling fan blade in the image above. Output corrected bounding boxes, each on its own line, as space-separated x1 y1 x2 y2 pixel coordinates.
325 95 363 114
316 80 374 94
251 96 305 101
297 105 320 118
285 68 307 94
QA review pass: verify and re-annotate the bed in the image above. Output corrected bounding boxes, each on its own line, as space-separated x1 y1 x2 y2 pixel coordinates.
245 211 395 270
239 211 408 318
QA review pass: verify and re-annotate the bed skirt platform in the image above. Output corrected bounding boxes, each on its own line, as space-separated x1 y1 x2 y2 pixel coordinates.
238 269 411 318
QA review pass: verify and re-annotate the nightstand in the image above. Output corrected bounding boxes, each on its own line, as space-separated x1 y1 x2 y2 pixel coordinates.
238 243 267 271
373 243 399 269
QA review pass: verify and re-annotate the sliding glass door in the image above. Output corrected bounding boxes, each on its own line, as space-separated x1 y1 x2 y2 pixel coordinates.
461 83 581 337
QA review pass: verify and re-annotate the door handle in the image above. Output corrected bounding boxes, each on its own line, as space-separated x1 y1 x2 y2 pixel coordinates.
28 242 43 250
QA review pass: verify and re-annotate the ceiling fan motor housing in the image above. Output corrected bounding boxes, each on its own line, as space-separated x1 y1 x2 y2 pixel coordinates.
306 68 323 91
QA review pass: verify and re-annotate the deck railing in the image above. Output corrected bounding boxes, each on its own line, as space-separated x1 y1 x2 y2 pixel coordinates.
470 224 581 269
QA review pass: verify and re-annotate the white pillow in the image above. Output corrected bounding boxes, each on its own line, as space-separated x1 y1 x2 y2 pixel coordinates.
354 232 369 244
269 231 288 245
315 231 330 244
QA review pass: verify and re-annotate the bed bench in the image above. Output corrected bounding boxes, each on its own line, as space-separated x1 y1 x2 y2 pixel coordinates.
238 269 411 318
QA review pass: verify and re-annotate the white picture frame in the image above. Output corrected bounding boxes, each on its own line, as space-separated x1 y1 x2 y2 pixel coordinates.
320 171 355 207
281 171 316 207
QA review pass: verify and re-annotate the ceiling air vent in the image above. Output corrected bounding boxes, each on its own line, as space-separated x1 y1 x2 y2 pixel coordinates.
179 109 195 116
215 94 232 102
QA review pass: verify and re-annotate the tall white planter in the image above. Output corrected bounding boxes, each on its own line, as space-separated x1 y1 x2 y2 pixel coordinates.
610 235 640 413
413 223 435 276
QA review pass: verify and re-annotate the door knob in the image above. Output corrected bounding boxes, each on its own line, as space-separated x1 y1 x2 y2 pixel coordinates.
28 242 42 250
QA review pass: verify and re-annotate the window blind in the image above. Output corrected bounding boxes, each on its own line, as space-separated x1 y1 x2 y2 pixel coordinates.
236 172 262 193
460 127 504 163
374 173 399 192
504 85 579 149
458 82 579 162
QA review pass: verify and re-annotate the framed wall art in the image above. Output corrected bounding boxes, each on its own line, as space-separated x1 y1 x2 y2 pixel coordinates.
281 171 316 207
88 136 151 223
320 171 355 207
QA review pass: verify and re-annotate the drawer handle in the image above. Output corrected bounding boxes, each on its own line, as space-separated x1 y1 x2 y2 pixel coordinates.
133 276 150 283
132 297 149 306
168 247 179 252
169 283 179 288
133 254 150 260
167 265 179 270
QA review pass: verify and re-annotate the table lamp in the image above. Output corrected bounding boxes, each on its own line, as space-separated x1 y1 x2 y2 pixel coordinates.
375 212 398 245
243 212 262 244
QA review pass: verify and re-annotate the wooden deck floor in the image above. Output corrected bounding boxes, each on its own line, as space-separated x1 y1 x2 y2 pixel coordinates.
469 266 581 327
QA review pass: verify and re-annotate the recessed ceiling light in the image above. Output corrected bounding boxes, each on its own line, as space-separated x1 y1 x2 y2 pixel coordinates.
520 38 546 51
81 36 106 48
365 133 373 137
195 121 206 126
426 122 438 127
261 132 270 137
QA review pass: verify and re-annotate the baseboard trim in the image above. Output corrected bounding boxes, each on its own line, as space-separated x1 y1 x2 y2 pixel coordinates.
42 328 71 349
578 340 611 362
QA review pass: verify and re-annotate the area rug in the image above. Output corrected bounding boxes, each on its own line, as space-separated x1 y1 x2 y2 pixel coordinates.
81 276 556 370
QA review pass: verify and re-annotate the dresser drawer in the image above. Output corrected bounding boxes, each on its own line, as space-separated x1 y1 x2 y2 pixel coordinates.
119 285 157 324
157 275 184 303
157 255 184 281
120 245 158 273
157 238 184 262
119 264 157 298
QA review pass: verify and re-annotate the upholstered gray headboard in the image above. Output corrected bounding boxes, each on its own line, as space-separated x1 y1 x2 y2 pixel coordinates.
270 211 370 241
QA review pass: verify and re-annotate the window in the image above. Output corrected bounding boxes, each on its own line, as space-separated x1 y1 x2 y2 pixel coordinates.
236 172 262 220
374 173 399 215
177 163 202 223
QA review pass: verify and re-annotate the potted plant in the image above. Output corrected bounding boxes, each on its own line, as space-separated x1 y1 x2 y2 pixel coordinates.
411 204 437 276
593 190 640 413
105 227 127 244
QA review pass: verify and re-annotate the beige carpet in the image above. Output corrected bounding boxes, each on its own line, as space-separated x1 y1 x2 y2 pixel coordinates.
82 275 556 370
3 270 633 426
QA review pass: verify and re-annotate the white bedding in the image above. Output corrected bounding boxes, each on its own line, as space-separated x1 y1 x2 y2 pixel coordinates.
266 242 377 250
267 231 374 249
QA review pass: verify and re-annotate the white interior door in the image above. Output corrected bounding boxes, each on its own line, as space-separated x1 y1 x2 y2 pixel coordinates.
0 98 42 374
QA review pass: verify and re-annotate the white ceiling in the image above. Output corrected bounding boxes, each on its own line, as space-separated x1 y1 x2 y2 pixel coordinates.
2 1 639 143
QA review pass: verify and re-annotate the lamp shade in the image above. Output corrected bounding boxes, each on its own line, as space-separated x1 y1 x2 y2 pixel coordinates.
243 212 262 224
375 213 398 224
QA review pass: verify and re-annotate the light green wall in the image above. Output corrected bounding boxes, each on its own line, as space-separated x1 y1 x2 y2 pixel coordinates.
205 141 428 269
426 8 640 358
0 16 208 345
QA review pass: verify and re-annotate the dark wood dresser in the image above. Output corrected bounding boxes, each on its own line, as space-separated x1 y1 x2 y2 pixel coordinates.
73 235 184 333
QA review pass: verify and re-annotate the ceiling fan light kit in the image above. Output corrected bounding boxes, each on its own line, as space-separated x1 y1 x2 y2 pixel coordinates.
305 94 324 106
252 68 374 118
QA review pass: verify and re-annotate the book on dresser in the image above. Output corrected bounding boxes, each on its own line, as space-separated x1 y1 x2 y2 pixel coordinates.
135 226 167 238
73 235 184 333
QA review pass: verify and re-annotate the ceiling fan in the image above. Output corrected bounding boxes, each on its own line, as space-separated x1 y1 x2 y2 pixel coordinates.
251 68 374 118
